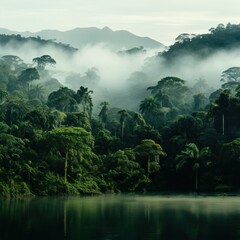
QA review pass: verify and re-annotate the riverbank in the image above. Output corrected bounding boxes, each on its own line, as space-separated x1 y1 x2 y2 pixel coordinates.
0 179 238 198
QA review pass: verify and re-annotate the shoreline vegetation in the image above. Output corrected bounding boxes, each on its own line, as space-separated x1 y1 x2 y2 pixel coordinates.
0 188 238 199
1 24 240 198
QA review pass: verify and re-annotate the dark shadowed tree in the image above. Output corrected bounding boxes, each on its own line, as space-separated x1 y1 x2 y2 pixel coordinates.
118 109 130 140
221 67 240 82
147 76 190 109
98 101 109 124
193 93 208 111
102 149 148 191
47 87 78 112
175 143 211 192
0 133 25 183
139 96 160 127
18 68 40 93
76 86 93 117
219 138 240 186
32 55 56 70
28 84 45 101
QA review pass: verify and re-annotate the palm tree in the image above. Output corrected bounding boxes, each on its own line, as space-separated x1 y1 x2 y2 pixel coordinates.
139 96 160 127
139 96 159 116
29 84 45 100
175 143 211 192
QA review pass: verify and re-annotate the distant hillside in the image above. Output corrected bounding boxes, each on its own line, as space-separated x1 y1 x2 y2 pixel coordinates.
161 23 240 60
0 27 165 51
0 33 77 54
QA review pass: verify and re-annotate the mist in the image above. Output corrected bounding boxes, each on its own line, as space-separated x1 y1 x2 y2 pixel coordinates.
143 48 240 90
1 40 240 113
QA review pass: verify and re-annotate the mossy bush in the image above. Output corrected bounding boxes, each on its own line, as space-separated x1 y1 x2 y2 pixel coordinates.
32 172 79 196
0 181 32 198
73 177 102 195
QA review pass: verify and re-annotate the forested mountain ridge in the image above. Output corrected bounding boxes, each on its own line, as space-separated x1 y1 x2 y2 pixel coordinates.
0 27 164 50
162 23 240 60
0 34 77 53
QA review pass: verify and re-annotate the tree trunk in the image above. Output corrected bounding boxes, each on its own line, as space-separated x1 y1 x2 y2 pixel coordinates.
28 82 31 94
64 152 68 183
147 155 151 178
28 171 31 184
195 171 199 192
121 121 125 140
9 106 13 126
222 114 225 136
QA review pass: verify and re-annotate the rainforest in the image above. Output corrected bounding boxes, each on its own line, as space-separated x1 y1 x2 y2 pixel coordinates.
0 23 240 197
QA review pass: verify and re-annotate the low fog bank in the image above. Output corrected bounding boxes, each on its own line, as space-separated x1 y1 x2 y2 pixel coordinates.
143 49 240 90
2 41 240 112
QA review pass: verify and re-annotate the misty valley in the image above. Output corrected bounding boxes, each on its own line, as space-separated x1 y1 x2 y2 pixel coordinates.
0 23 240 198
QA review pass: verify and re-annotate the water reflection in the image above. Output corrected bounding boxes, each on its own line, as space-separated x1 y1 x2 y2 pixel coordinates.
0 195 240 240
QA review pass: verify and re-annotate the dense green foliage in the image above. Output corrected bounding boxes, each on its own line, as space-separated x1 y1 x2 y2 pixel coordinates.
1 29 240 197
0 34 77 53
162 23 240 60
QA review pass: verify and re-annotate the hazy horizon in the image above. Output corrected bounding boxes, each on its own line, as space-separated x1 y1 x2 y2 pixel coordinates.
1 0 240 45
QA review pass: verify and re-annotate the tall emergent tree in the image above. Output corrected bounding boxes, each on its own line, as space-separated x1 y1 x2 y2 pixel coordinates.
46 127 94 183
135 139 166 178
147 76 189 109
32 55 56 70
47 87 78 112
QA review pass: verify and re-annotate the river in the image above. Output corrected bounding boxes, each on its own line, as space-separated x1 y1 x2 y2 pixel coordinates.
0 194 240 240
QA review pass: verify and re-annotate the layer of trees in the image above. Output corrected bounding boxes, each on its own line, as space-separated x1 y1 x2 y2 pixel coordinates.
0 51 240 197
0 34 77 53
162 23 240 60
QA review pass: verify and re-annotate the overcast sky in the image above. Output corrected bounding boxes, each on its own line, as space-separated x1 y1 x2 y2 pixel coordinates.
1 0 240 45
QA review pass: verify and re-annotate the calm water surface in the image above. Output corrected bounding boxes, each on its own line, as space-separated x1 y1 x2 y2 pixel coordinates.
1 194 240 240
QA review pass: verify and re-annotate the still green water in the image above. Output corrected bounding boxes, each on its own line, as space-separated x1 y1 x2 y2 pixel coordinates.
0 194 240 240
